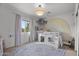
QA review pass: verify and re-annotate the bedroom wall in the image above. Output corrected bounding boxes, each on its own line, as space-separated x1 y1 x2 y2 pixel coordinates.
0 4 16 48
46 12 75 35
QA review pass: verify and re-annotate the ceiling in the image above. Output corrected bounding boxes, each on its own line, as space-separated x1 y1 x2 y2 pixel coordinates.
9 3 76 17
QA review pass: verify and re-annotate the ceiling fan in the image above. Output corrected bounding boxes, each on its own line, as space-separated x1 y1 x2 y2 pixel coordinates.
34 3 46 16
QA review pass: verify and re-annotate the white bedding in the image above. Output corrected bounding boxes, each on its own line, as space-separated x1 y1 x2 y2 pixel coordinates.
14 42 65 56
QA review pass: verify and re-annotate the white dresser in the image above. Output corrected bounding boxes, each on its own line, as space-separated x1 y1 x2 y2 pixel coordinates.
38 32 62 49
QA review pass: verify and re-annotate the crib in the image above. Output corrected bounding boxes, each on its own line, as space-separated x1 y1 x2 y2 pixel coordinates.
37 32 63 49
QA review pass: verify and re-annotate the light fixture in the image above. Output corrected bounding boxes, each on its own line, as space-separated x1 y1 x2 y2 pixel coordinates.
34 3 46 16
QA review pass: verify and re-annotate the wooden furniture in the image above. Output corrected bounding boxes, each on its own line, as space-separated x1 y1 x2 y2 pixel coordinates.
37 32 62 49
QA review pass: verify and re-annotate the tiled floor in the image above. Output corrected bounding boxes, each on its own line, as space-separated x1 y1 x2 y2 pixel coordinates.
4 44 77 56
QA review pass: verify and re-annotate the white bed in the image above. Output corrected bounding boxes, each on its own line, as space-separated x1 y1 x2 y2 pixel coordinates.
14 42 65 56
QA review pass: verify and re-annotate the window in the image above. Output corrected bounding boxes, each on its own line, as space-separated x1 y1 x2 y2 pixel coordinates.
21 20 30 32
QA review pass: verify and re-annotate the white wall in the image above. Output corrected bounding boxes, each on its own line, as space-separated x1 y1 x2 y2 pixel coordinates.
0 4 16 48
47 12 75 35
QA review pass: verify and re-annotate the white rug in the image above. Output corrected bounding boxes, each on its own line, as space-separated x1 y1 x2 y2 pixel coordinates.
14 43 65 56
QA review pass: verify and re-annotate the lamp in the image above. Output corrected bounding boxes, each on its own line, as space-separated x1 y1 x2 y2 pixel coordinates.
34 4 46 16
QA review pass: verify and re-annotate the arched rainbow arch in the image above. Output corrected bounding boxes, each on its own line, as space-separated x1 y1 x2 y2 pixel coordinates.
46 18 71 34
